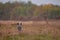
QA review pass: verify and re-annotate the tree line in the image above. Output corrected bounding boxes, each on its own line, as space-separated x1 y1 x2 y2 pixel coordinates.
0 1 60 21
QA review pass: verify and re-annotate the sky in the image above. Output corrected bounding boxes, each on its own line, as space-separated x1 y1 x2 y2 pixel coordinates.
0 0 60 5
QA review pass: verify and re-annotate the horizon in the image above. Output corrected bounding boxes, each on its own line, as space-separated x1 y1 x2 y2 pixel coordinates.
0 0 60 6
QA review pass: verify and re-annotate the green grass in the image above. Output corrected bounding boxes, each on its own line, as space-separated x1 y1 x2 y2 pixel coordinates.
0 33 60 40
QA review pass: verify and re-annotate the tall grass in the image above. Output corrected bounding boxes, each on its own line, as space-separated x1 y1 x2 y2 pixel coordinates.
0 33 60 40
0 22 60 40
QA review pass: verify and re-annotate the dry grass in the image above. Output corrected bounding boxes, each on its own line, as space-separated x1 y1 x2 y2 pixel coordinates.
0 20 60 40
0 21 60 35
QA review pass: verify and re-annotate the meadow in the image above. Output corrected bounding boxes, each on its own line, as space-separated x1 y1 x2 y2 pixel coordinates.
0 20 60 40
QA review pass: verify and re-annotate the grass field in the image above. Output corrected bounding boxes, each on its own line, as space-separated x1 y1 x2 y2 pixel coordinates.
0 21 60 40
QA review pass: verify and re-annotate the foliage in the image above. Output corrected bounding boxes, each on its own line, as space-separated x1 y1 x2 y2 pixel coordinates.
0 1 60 20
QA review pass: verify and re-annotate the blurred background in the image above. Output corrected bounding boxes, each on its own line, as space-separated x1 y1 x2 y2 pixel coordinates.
0 0 60 40
0 0 60 21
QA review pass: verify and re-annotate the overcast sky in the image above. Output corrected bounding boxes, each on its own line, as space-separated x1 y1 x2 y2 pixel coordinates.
0 0 60 5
